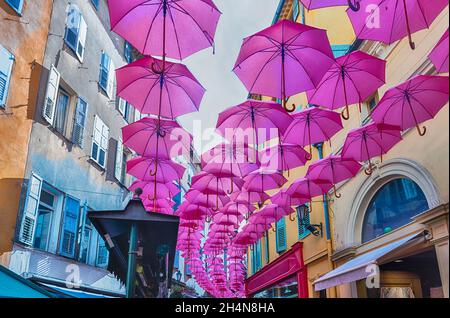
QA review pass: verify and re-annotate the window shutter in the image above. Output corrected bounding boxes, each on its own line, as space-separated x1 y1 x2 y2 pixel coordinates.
91 115 109 168
65 4 81 51
77 15 87 62
96 235 109 267
6 0 24 14
118 98 126 116
107 58 116 99
133 108 141 122
72 98 88 147
115 138 124 182
99 52 109 91
60 196 81 258
298 205 310 239
276 217 287 253
0 45 14 107
42 65 61 125
19 173 43 246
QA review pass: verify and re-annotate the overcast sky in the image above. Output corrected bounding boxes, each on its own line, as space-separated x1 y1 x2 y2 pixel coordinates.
178 0 280 154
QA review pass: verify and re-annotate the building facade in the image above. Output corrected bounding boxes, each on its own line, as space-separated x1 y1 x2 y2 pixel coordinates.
246 0 449 299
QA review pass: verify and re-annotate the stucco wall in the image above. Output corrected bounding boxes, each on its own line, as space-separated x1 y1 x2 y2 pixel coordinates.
0 0 53 254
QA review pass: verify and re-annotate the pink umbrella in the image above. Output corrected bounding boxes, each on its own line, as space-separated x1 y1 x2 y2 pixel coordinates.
213 213 243 227
243 170 288 193
229 190 270 205
286 177 333 215
371 75 449 136
108 0 221 60
122 117 192 158
259 143 309 174
307 156 362 198
216 100 293 149
233 19 334 112
126 157 185 182
256 204 295 230
191 172 244 196
299 0 352 10
342 123 403 175
307 51 386 120
347 0 448 50
429 28 449 74
202 142 259 179
283 107 343 159
271 189 309 210
116 56 205 119
185 189 230 214
129 180 180 200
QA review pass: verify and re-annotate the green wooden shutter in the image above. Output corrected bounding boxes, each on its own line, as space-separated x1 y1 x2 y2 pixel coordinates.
276 217 287 253
298 204 311 239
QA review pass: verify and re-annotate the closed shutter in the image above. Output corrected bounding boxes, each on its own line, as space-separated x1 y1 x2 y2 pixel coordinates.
60 196 81 258
114 138 124 182
297 205 310 239
99 52 109 91
0 45 14 107
276 217 287 253
6 0 24 14
107 58 116 99
72 98 88 147
19 173 43 246
77 15 87 62
42 65 60 124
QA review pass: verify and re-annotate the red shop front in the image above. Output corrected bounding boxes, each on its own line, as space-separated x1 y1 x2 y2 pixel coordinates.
245 242 308 298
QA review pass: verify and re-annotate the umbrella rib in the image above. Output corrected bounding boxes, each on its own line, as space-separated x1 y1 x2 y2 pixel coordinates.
140 77 162 114
388 0 401 45
247 50 283 94
143 3 164 54
111 1 160 30
166 7 183 59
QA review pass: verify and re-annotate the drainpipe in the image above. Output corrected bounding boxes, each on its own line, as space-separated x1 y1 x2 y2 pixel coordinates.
126 223 139 298
314 143 337 298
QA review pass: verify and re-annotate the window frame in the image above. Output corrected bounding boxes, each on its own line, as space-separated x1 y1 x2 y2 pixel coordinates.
54 89 70 134
0 45 15 108
91 115 109 169
72 97 88 148
33 188 57 252
64 4 87 62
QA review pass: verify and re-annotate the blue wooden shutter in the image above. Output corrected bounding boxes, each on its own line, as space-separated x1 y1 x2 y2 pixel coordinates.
6 0 24 14
332 45 351 58
0 45 14 107
276 217 287 253
255 240 262 271
292 0 299 21
99 52 110 91
65 5 81 51
72 98 88 147
60 196 81 258
298 204 311 239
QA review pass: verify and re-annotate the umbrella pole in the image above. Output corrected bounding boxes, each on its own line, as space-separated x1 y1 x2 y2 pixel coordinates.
402 0 416 50
406 93 427 136
281 47 295 113
341 68 350 120
363 133 374 176
306 117 313 161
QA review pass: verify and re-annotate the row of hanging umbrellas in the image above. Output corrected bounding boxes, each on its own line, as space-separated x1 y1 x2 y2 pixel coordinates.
109 0 449 298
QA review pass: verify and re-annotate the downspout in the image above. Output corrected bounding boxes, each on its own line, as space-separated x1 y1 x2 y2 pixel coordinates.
314 143 337 298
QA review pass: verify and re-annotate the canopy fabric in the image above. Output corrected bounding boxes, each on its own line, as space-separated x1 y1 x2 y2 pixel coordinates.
313 232 425 291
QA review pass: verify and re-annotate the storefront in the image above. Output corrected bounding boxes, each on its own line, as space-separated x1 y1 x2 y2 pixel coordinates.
245 242 308 298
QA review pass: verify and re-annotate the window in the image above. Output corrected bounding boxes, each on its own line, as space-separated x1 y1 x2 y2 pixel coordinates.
65 4 87 62
124 41 133 63
264 234 269 264
297 204 311 239
115 138 125 183
91 115 109 168
78 207 92 264
33 189 56 251
5 0 24 14
133 107 142 122
362 178 429 243
331 45 351 58
54 90 70 134
91 0 100 10
59 196 81 258
0 45 14 107
118 98 131 121
361 93 379 124
19 173 43 246
276 217 287 253
42 65 61 124
72 97 88 147
99 52 115 99
96 237 109 267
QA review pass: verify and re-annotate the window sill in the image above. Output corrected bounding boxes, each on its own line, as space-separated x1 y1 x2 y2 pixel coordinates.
88 158 106 171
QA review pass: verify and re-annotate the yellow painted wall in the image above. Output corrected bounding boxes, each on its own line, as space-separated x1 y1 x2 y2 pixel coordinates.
0 1 53 253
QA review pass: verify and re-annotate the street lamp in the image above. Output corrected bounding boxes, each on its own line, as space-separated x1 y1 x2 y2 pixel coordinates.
176 270 182 282
298 205 323 238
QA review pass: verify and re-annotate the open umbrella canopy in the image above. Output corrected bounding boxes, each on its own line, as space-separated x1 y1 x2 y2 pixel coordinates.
283 107 343 158
229 190 270 205
271 189 310 207
108 0 221 60
216 100 293 146
307 51 386 119
371 75 449 136
243 170 288 193
122 117 192 158
287 177 333 199
191 171 244 196
259 143 309 173
116 56 205 119
342 123 403 174
233 19 334 111
126 156 185 182
347 0 448 50
429 28 449 74
129 180 180 200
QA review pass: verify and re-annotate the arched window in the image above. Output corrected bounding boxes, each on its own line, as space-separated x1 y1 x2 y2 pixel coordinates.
362 178 429 243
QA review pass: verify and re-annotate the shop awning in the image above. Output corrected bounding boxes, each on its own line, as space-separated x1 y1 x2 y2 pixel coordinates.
313 232 426 291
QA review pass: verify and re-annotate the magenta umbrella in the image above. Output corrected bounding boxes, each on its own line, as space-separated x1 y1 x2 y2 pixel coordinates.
192 172 244 196
243 170 288 193
371 75 449 136
122 117 192 158
286 177 333 215
299 0 352 10
216 100 293 149
233 19 334 112
307 156 362 198
108 0 221 60
271 189 309 221
307 51 386 120
342 123 402 175
202 142 260 179
347 0 448 50
229 190 270 206
185 189 230 214
429 29 449 74
129 180 180 200
259 143 309 175
116 56 205 119
283 107 343 159
126 157 185 182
